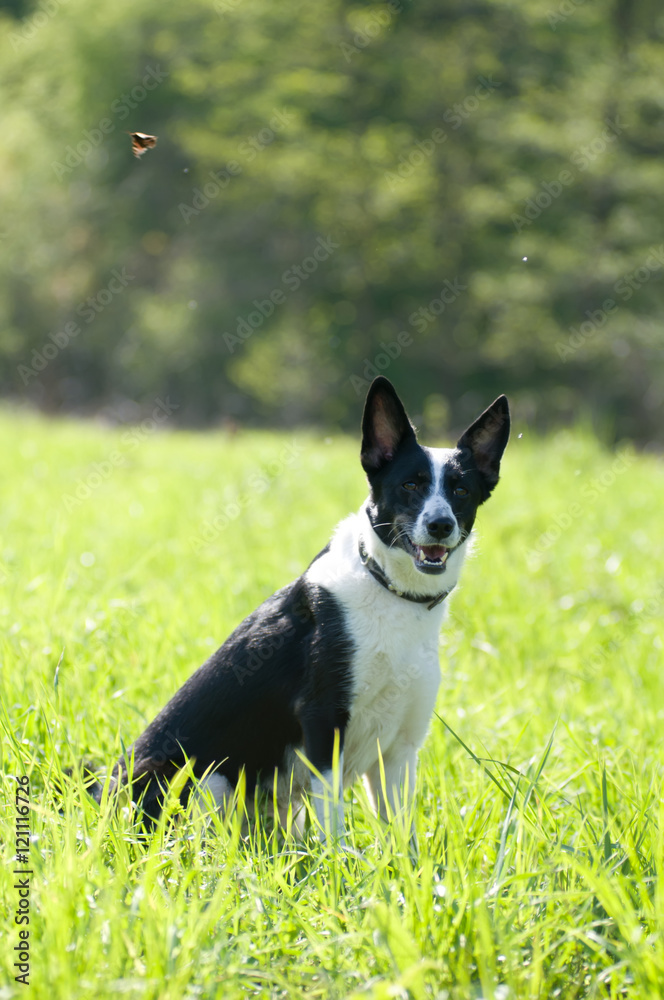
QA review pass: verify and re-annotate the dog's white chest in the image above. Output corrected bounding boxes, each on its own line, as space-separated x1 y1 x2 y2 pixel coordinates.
340 596 442 781
304 516 447 785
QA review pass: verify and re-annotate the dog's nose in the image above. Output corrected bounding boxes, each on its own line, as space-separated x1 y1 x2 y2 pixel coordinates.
426 517 455 540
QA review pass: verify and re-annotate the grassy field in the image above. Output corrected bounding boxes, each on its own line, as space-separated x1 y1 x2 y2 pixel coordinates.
1 409 664 999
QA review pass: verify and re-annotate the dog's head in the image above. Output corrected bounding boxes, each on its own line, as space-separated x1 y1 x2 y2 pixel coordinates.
360 377 510 577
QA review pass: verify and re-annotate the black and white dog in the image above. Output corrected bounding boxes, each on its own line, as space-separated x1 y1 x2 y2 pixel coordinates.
97 377 509 839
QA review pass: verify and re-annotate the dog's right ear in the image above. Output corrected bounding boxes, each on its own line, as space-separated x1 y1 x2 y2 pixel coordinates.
360 377 417 473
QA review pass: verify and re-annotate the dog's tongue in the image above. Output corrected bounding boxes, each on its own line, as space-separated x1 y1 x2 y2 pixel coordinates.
416 545 449 563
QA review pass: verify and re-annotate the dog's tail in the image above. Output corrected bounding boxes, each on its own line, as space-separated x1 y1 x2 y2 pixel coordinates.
90 757 187 827
66 754 201 830
80 762 116 805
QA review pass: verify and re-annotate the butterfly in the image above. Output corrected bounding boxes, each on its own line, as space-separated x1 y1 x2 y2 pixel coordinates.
127 132 158 159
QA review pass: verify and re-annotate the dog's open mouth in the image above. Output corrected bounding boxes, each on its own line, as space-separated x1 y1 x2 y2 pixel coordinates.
403 536 452 572
414 544 450 568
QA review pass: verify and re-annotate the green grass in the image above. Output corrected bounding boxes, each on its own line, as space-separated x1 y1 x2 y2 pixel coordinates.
2 410 664 999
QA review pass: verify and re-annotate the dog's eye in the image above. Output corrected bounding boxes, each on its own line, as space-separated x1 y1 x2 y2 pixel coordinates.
402 481 418 491
453 485 469 497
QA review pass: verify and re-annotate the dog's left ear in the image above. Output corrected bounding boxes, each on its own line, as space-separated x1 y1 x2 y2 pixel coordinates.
457 395 510 491
361 376 417 473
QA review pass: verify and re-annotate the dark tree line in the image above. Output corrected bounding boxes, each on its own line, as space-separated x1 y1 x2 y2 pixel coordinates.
1 0 663 442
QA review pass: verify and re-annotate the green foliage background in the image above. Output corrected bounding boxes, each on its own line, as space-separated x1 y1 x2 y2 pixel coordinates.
1 0 664 438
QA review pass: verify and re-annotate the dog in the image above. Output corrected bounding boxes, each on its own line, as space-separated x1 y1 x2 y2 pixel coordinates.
93 376 509 841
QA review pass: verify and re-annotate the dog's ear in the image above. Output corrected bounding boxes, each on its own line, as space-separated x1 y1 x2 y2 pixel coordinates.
457 395 510 491
361 377 417 473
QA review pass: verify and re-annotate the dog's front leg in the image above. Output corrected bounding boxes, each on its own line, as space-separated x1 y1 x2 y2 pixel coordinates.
310 752 345 845
300 715 347 845
365 744 419 850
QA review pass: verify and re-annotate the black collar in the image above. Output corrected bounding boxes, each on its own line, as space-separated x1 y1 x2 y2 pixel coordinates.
358 537 454 611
